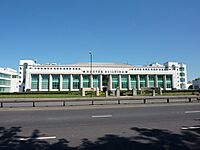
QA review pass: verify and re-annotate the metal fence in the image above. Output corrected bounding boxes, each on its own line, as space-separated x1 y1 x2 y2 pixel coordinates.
0 96 200 108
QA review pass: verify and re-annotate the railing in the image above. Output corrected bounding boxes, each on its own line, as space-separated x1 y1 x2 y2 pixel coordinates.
0 96 200 108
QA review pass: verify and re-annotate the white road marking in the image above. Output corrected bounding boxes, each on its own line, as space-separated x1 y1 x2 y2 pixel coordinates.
18 136 56 141
92 115 112 118
185 111 200 114
181 126 200 130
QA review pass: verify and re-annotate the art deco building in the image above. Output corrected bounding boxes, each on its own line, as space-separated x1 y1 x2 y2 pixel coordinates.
18 60 187 92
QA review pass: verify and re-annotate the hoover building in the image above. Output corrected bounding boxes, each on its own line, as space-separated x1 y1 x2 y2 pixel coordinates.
18 60 187 92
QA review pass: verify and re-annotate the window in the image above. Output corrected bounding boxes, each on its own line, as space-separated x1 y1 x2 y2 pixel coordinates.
180 83 186 89
41 74 49 89
93 75 99 88
130 75 137 89
140 75 146 88
180 73 185 77
121 75 128 89
12 75 18 78
62 75 70 89
31 74 39 90
180 78 185 82
112 75 119 89
157 75 164 88
0 79 11 86
166 75 172 88
73 75 80 89
0 87 10 92
52 74 60 89
179 67 185 71
149 75 155 87
172 65 176 70
83 75 90 88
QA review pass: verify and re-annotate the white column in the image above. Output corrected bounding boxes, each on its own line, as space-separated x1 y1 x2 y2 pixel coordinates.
59 74 63 91
39 74 42 91
163 75 167 90
25 71 31 91
99 74 103 91
137 74 140 90
155 75 158 88
90 74 93 88
70 74 73 91
49 74 52 91
119 74 122 90
80 74 83 89
146 75 149 88
109 74 112 90
128 74 131 90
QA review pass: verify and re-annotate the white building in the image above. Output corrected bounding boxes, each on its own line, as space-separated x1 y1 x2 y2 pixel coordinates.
0 67 19 92
18 60 187 92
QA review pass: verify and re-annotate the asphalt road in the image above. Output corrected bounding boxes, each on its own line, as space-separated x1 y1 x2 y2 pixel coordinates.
0 103 200 150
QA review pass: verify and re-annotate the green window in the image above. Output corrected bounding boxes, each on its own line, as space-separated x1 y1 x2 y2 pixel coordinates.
93 75 99 88
31 74 39 90
166 75 172 88
83 75 90 88
73 75 80 89
0 87 10 92
52 74 60 89
42 74 49 89
0 79 11 86
149 75 155 87
0 73 11 78
140 75 146 88
130 75 137 89
157 75 164 88
121 75 128 89
63 75 70 89
112 75 119 89
12 75 18 78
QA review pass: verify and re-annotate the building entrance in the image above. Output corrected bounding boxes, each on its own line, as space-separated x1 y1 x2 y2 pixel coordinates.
102 75 109 86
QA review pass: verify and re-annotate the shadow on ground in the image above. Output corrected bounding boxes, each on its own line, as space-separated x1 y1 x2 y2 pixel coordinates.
0 126 199 150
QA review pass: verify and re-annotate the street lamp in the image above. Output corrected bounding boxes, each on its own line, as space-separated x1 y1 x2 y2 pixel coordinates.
89 51 93 79
89 51 93 97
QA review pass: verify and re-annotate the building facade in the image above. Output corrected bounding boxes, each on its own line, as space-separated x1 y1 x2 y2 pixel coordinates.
0 67 19 92
18 60 187 92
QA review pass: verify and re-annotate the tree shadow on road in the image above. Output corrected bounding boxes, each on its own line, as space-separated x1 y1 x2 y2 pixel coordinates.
0 126 199 150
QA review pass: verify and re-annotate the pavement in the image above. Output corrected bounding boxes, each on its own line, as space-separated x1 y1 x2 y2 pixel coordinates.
0 103 200 149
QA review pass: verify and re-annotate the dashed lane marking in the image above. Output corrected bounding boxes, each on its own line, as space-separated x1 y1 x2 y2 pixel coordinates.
18 136 56 141
92 115 112 118
181 126 200 130
185 111 200 114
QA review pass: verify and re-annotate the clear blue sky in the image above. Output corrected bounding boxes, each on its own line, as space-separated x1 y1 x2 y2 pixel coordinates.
0 0 199 81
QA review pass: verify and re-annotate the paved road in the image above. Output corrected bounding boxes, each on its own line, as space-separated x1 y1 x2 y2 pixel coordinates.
0 103 200 149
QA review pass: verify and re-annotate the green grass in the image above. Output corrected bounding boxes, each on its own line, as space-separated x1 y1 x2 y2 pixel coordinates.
0 90 197 98
162 92 194 96
0 91 106 98
0 94 83 98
